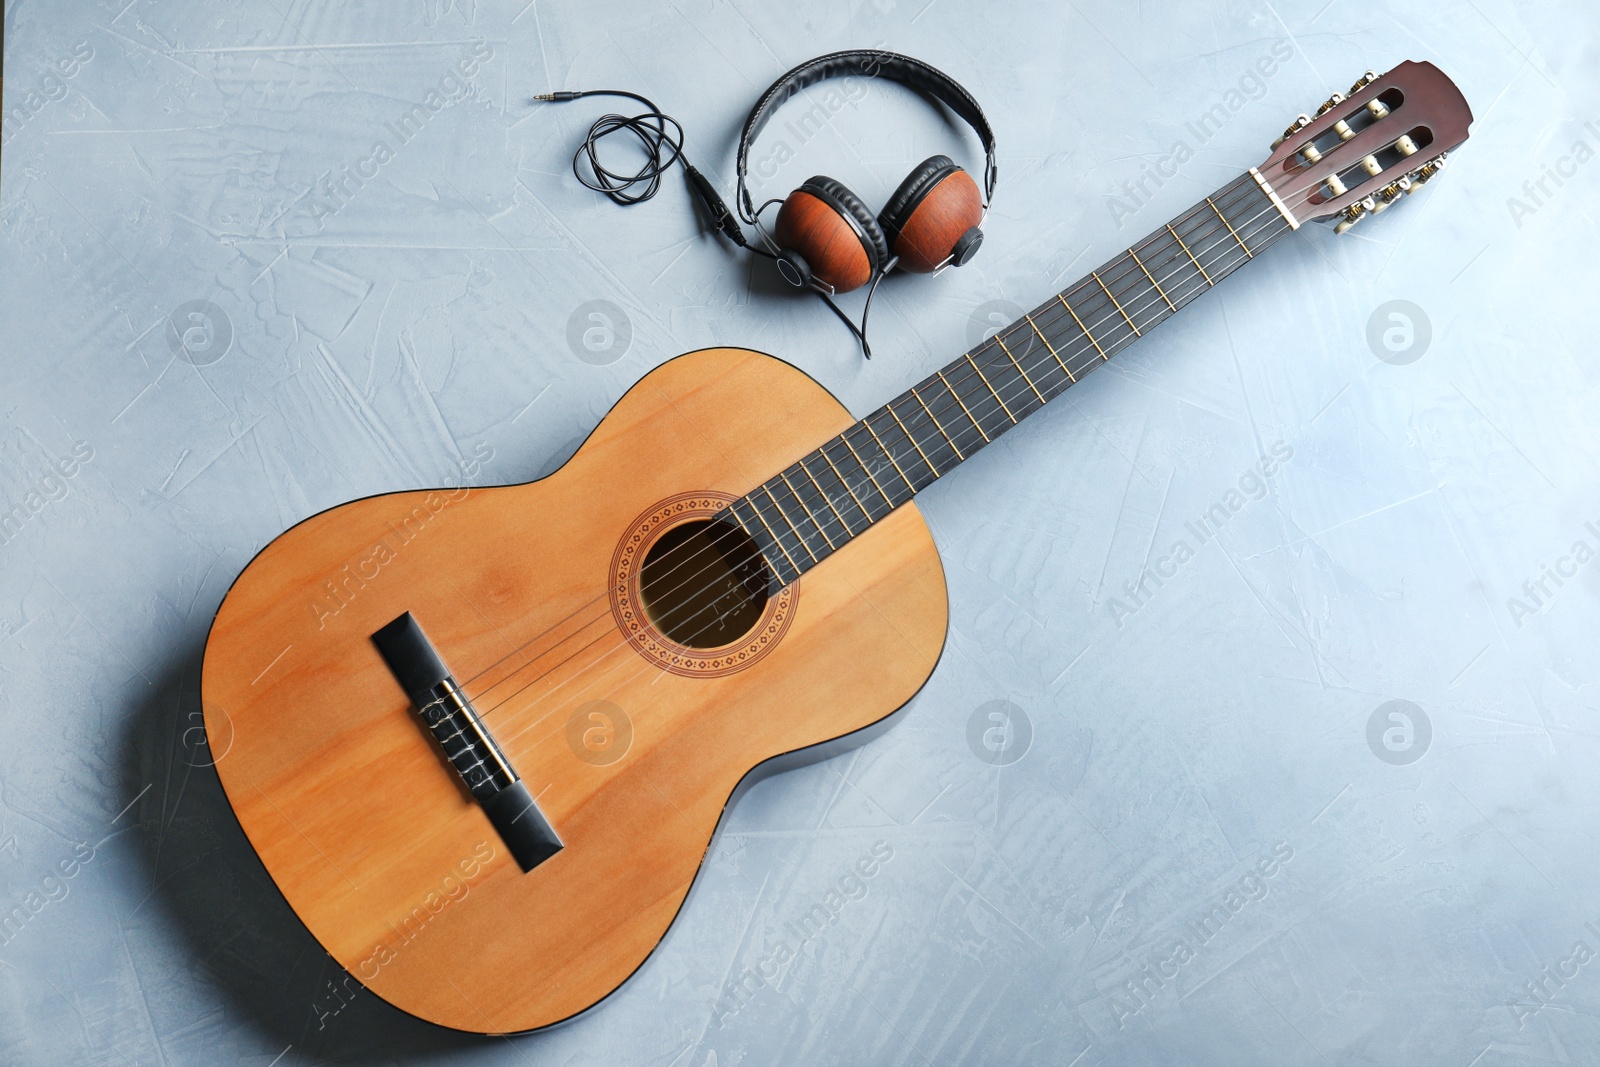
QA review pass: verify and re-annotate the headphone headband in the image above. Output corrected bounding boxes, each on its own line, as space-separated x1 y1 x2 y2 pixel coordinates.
735 49 998 223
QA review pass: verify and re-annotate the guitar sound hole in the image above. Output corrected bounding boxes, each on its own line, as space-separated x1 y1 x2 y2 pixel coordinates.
639 519 770 649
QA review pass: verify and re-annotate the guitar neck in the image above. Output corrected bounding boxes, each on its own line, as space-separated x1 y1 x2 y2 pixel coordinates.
728 168 1298 585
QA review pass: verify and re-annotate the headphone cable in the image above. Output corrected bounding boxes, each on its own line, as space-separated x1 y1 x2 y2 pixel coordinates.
535 89 758 251
537 89 889 358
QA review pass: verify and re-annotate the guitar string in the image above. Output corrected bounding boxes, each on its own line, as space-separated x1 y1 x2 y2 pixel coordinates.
468 169 1325 733
477 201 1299 762
464 141 1402 725
472 170 1336 748
473 178 1343 762
453 172 1285 709
454 177 1286 716
464 125 1419 701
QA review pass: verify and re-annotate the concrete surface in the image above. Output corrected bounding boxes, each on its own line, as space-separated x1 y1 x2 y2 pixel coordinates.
2 0 1598 1063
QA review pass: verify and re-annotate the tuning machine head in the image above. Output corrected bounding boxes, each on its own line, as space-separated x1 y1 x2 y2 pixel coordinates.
1271 113 1312 149
1259 61 1473 233
1369 176 1411 214
1348 70 1378 94
1333 197 1376 235
1408 153 1448 190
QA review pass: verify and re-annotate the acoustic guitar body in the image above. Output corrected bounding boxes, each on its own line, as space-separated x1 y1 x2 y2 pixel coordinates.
201 347 949 1033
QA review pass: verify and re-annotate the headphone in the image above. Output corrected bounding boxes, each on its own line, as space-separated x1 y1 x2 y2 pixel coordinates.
539 49 998 356
731 50 998 296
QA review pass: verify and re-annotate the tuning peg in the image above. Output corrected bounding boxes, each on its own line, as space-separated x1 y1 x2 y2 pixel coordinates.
1272 113 1311 149
1369 178 1409 214
1407 153 1448 190
1333 196 1377 235
1315 92 1345 117
1348 70 1378 94
1395 134 1420 156
1366 99 1390 119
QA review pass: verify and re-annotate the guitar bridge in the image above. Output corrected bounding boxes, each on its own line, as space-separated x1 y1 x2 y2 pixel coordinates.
371 612 563 873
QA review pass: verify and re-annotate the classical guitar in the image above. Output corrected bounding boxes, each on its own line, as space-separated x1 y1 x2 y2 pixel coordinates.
201 62 1472 1033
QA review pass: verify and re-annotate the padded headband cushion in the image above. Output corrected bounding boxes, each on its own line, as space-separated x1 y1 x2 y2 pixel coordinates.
736 50 997 213
798 176 889 268
878 154 959 242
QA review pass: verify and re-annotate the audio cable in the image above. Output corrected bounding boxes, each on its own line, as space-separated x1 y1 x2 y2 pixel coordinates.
535 89 882 358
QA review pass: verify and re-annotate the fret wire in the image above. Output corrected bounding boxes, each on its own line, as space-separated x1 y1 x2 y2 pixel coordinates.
963 354 1019 421
1024 183 1273 380
1194 182 1260 265
726 500 785 583
1100 258 1166 337
993 337 1046 405
776 465 842 552
1165 222 1213 286
1041 197 1284 382
1136 227 1205 308
876 408 939 486
1091 270 1140 336
681 185 1292 607
739 497 801 576
813 445 874 526
796 458 854 538
750 174 1296 584
1212 178 1274 259
724 505 776 575
761 484 818 563
778 469 837 550
1025 314 1075 382
938 356 1019 440
840 429 900 506
1068 197 1283 375
1016 172 1260 361
1049 187 1286 367
862 418 920 493
900 392 960 464
1103 270 1162 334
931 372 989 441
1128 248 1176 313
764 475 828 561
1056 294 1108 360
1180 215 1248 281
1170 197 1249 290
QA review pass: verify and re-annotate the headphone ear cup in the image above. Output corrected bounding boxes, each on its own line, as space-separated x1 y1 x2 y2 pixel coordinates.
879 156 985 272
773 177 887 293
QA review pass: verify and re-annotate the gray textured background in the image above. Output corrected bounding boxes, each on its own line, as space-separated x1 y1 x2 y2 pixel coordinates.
2 0 1596 1064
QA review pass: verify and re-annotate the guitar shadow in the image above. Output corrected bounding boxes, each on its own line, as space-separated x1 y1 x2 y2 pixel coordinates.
118 642 545 1062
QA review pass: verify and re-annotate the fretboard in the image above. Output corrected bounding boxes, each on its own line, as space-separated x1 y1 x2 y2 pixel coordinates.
725 170 1295 587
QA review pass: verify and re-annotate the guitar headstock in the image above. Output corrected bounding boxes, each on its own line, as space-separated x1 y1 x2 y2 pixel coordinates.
1258 61 1472 234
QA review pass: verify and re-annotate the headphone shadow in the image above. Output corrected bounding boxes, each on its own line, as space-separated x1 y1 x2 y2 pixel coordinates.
117 641 554 1062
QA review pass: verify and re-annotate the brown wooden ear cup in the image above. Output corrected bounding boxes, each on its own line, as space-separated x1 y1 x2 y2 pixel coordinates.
772 177 887 293
878 155 985 272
